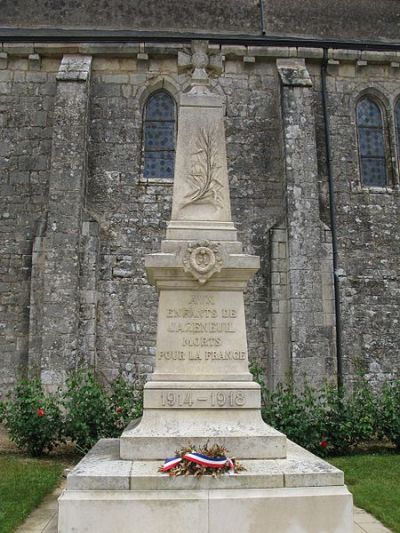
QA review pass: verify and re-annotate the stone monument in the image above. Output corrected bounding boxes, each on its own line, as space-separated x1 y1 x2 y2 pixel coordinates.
58 42 353 533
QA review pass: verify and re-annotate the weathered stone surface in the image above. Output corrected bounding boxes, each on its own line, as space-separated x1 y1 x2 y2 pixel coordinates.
263 0 400 42
278 59 336 389
59 485 353 533
120 411 286 460
0 56 58 395
60 438 352 533
66 438 343 491
0 0 261 33
1 0 400 44
1 45 400 394
66 439 131 490
28 54 93 388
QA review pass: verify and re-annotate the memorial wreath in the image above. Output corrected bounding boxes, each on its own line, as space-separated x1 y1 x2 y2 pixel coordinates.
159 443 245 477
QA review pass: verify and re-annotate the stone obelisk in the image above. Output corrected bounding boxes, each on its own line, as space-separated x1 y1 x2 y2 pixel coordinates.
120 45 285 460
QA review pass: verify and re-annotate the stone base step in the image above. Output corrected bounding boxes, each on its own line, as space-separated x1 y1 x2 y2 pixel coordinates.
59 439 353 533
119 413 287 460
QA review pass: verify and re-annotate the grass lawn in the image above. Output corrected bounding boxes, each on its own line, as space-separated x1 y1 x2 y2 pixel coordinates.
0 454 68 533
330 453 400 533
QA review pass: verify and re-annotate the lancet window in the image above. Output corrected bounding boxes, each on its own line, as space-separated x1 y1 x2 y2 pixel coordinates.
356 97 387 187
143 90 176 179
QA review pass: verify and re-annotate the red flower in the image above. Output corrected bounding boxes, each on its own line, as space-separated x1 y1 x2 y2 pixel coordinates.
37 407 45 417
320 439 328 449
115 406 123 414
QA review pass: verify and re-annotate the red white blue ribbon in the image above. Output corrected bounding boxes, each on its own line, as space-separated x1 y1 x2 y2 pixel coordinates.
161 452 234 472
161 456 183 472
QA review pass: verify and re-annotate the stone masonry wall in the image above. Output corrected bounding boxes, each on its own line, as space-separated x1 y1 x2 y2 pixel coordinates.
1 45 400 394
316 60 400 386
0 55 58 396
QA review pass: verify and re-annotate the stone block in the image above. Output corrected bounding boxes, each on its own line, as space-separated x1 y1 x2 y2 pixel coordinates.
208 486 352 533
59 490 210 533
0 52 8 70
3 43 34 55
66 440 131 490
28 53 41 71
297 47 324 59
120 409 287 460
56 54 92 82
277 58 313 87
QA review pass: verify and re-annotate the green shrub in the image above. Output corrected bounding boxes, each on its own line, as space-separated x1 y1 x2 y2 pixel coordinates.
0 372 144 456
262 383 327 456
108 375 144 434
378 380 400 450
63 371 112 453
0 380 63 457
63 371 144 453
320 382 377 455
251 364 379 457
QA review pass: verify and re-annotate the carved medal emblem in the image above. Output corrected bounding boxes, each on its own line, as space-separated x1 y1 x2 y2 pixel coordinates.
183 241 223 284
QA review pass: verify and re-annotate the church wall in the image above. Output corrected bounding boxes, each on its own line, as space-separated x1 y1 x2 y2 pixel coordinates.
1 46 400 394
1 0 399 43
264 0 400 42
314 61 400 386
0 0 260 33
0 56 58 395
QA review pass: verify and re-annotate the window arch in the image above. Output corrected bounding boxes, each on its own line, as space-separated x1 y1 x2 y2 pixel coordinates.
356 97 387 187
143 90 176 179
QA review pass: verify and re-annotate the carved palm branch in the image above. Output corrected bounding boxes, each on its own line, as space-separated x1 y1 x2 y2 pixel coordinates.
183 125 224 209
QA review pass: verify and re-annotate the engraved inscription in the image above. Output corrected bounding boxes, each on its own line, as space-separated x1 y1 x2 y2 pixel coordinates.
158 351 186 360
183 337 221 347
160 390 248 408
167 308 217 319
157 350 246 361
167 322 235 333
157 293 248 364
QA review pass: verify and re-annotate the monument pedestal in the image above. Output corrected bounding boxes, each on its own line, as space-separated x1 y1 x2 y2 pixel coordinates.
59 439 353 533
120 387 287 460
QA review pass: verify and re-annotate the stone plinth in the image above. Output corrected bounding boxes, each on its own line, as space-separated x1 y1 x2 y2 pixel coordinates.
119 248 277 459
120 402 286 460
59 439 353 533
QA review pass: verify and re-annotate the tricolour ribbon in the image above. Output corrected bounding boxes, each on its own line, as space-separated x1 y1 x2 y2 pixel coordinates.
161 452 234 473
161 456 183 472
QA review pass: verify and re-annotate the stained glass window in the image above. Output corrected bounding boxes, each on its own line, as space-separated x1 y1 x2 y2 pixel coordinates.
357 98 387 187
143 90 176 179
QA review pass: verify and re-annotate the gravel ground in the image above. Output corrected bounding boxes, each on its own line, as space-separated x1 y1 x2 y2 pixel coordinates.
0 424 19 453
0 424 78 458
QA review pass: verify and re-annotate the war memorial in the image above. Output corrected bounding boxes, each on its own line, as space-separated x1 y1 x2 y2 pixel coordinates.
58 48 352 533
1 1 399 530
